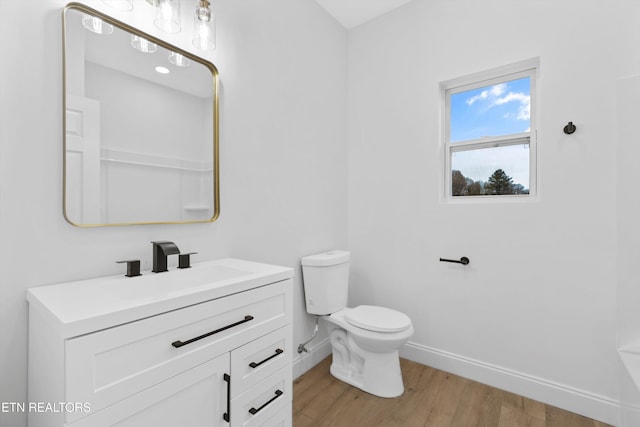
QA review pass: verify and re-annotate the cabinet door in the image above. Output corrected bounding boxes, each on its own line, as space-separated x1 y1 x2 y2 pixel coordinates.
69 353 230 427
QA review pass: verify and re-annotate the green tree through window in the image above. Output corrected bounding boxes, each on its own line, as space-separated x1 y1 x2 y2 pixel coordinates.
485 169 514 195
451 169 528 196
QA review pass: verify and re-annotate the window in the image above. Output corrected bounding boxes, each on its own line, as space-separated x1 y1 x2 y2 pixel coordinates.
442 59 538 199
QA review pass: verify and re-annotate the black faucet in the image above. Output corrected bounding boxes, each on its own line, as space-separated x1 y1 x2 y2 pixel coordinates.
151 241 180 273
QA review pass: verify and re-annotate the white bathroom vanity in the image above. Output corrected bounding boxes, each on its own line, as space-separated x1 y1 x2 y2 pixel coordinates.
27 258 293 427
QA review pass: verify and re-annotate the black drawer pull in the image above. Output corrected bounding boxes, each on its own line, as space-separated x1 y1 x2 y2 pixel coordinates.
249 390 283 415
249 348 284 369
172 315 254 348
223 373 231 422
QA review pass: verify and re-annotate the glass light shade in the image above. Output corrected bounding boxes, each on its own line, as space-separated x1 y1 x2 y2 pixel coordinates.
154 0 181 33
131 35 158 53
82 15 114 34
101 0 133 11
193 4 215 50
168 52 191 67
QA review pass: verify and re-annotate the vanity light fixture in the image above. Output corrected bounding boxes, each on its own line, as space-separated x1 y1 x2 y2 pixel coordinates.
168 51 191 67
154 0 181 34
193 0 215 51
101 0 133 12
99 0 216 51
131 35 158 53
81 14 114 34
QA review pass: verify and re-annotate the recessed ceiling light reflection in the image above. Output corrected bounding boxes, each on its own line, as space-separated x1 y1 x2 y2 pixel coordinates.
168 52 191 67
155 66 170 74
131 35 158 53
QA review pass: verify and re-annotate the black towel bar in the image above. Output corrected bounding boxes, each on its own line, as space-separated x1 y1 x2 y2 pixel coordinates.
439 257 470 265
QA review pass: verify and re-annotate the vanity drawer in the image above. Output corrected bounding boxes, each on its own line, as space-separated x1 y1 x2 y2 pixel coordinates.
260 399 293 427
231 325 292 398
65 279 291 424
230 366 292 427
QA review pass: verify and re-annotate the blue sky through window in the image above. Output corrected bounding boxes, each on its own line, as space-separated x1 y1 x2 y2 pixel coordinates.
449 76 531 187
450 77 531 143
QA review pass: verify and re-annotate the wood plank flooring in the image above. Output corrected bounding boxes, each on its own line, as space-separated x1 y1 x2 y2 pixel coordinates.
293 357 612 427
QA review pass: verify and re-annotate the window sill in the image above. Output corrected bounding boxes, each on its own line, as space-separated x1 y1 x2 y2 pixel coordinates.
442 194 539 204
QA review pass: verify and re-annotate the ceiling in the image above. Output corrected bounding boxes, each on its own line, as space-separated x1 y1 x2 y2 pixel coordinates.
314 0 415 29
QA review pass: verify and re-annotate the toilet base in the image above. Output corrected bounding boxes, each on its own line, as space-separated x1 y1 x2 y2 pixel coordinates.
328 327 405 398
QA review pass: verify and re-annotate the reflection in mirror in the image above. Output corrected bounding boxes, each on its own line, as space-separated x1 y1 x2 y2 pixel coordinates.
63 4 219 226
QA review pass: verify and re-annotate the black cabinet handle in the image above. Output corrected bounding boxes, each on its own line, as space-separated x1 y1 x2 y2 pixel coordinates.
249 349 284 369
248 390 283 415
172 315 254 348
223 373 231 422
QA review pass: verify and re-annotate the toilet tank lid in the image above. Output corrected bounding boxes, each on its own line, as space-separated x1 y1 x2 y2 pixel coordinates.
301 250 350 267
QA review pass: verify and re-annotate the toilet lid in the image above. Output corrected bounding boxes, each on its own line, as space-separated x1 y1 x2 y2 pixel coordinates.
345 305 411 333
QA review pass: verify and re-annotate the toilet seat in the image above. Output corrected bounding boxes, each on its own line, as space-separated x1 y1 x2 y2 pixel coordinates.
345 305 411 333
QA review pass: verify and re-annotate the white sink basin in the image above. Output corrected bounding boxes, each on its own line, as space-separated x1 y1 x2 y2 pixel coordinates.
107 264 251 299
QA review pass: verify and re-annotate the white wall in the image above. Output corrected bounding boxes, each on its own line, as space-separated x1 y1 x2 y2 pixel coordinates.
346 0 640 425
0 0 346 426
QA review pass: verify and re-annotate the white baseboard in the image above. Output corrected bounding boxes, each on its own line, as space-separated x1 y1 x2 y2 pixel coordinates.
400 341 620 427
293 337 332 380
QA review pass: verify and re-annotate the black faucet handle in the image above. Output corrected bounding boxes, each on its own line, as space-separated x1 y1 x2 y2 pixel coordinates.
116 259 142 277
178 252 198 269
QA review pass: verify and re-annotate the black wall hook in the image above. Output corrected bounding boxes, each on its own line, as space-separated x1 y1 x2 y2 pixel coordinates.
563 121 576 135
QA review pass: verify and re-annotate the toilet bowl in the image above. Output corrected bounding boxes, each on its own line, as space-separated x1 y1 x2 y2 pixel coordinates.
300 249 414 398
323 305 414 398
329 305 414 352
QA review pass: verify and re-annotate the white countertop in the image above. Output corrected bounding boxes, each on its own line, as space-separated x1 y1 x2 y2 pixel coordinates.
27 258 294 338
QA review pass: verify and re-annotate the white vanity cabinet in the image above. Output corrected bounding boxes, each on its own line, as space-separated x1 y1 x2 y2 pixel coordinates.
27 258 294 427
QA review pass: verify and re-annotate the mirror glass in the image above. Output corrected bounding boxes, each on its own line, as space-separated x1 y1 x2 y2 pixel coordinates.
63 4 219 226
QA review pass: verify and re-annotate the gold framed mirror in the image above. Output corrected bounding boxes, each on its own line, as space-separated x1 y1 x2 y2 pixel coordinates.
63 3 219 226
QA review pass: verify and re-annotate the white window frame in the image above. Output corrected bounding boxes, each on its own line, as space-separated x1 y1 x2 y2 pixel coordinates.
441 58 539 201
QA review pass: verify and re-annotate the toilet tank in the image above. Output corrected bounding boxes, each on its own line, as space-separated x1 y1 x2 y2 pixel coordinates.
301 250 350 315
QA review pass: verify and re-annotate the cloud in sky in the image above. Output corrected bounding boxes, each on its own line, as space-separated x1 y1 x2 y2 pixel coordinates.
466 83 507 105
466 83 530 120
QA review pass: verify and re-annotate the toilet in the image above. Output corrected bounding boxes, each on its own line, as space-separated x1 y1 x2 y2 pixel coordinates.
301 250 414 398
